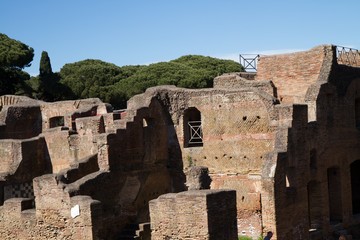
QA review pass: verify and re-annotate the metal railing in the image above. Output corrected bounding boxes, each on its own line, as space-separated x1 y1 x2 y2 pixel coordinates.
336 46 360 67
239 54 261 72
188 121 202 144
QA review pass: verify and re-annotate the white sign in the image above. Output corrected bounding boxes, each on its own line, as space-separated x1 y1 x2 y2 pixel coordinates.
71 204 80 218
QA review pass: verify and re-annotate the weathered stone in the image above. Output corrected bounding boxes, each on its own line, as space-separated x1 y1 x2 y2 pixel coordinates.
1 45 360 240
185 166 211 190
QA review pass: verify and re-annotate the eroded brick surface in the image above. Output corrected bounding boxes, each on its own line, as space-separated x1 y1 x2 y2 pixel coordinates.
1 45 360 240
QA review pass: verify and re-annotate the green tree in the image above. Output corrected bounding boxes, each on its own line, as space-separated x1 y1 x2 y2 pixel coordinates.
35 51 53 101
40 51 52 76
0 33 34 95
59 55 243 109
59 59 124 99
114 55 242 98
30 51 73 101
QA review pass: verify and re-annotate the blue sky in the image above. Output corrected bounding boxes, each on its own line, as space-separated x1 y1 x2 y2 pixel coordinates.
1 0 360 76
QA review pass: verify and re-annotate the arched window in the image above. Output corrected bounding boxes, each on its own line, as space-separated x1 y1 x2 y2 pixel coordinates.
183 108 203 148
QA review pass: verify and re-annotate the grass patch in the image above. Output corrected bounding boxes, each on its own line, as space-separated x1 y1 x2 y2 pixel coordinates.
238 237 253 240
238 236 263 240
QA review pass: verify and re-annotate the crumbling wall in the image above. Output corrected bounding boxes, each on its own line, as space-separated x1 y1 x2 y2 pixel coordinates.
256 45 334 104
40 98 110 130
0 136 49 205
261 104 309 240
0 175 102 240
149 190 237 240
261 60 360 239
4 44 360 240
0 95 176 239
128 86 278 238
214 72 275 97
0 104 42 139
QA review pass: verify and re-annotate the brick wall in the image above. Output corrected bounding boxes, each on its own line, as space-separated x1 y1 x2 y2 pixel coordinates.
181 91 276 174
149 190 237 240
127 86 279 238
0 176 102 240
256 45 329 104
213 72 275 97
211 174 262 238
214 72 256 88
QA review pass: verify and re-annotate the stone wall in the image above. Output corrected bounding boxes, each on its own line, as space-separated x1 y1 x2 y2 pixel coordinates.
127 86 278 238
0 104 42 139
40 98 110 131
211 174 262 238
256 45 334 104
213 72 275 97
3 45 360 239
0 94 179 239
149 190 237 240
260 61 360 239
0 176 102 240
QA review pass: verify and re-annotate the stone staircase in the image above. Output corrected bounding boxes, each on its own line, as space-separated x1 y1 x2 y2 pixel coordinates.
116 223 150 240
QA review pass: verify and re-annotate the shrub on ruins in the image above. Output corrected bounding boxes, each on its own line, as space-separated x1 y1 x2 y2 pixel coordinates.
0 33 34 95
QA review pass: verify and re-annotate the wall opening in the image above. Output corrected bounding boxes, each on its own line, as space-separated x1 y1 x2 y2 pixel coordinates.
351 160 360 215
285 167 296 189
49 116 64 128
308 181 322 231
327 167 342 224
183 108 203 148
355 98 360 129
143 117 154 164
310 149 317 170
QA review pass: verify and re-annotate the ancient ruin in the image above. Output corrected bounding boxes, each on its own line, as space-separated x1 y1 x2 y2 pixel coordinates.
1 44 360 239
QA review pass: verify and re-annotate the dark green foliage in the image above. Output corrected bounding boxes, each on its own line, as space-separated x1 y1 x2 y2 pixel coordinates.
0 67 32 95
114 61 209 98
39 51 52 76
59 59 123 99
0 34 243 107
0 33 34 95
31 51 72 102
0 33 34 69
172 55 244 76
59 55 243 109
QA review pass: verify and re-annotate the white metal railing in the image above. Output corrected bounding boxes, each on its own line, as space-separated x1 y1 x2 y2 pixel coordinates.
188 121 202 144
239 54 261 72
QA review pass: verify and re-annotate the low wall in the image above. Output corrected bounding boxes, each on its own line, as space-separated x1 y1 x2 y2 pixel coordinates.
149 190 237 240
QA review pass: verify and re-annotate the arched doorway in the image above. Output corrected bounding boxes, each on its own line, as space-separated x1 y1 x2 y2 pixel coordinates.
351 160 360 215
